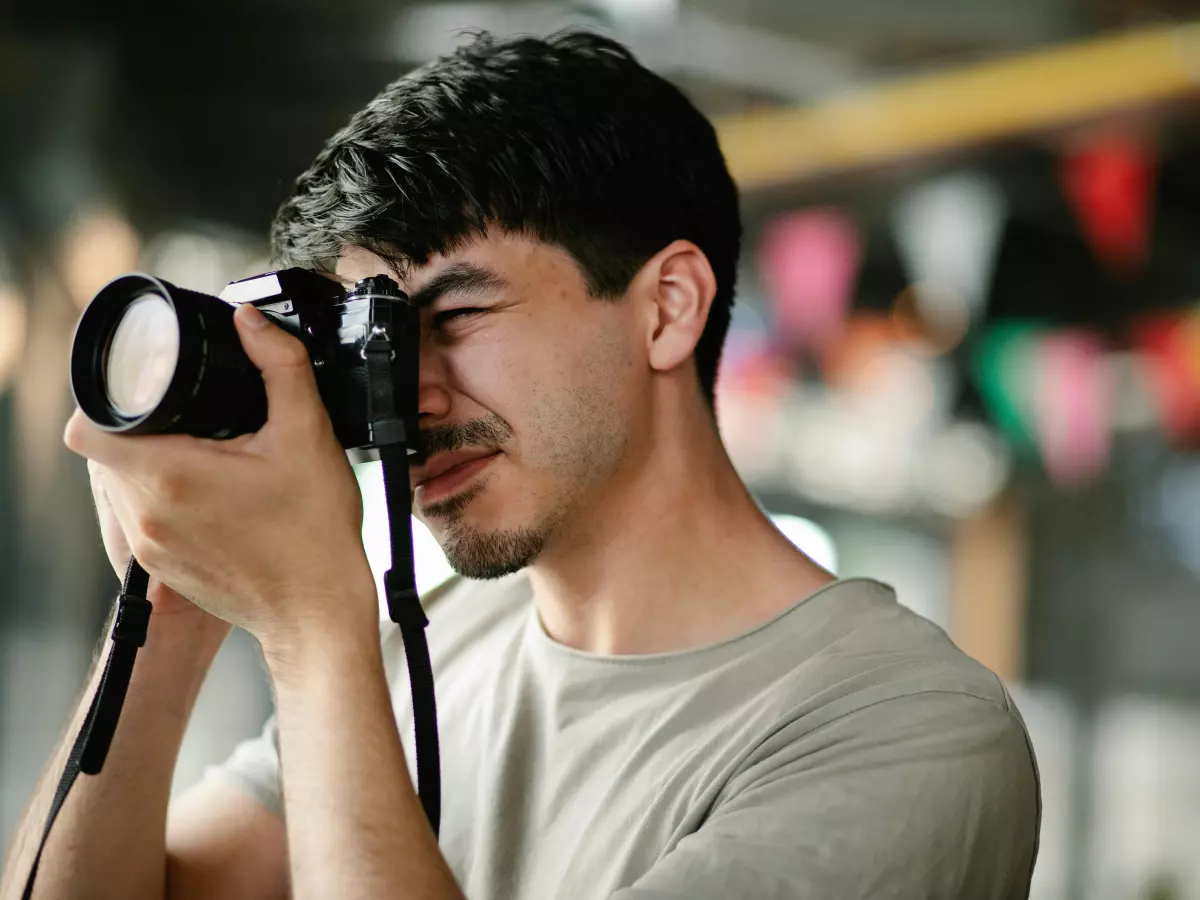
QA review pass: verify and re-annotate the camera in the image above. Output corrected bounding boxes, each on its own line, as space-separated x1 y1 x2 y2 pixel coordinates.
69 268 420 452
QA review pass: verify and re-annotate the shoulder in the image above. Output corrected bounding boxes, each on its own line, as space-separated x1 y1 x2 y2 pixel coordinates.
774 578 1016 719
734 578 1041 821
736 578 1039 791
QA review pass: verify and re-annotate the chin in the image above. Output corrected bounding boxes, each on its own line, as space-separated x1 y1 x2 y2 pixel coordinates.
440 516 547 580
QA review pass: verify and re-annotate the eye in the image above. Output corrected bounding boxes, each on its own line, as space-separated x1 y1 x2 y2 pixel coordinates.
433 307 485 329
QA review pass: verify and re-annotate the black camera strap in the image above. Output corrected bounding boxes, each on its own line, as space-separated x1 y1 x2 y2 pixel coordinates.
21 557 152 900
364 328 441 837
379 444 442 835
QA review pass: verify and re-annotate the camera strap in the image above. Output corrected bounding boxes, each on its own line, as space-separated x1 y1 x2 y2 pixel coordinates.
364 329 441 838
21 557 152 900
379 443 442 836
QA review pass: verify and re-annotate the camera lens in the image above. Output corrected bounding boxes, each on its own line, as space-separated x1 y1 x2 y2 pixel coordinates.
70 273 268 438
103 293 180 416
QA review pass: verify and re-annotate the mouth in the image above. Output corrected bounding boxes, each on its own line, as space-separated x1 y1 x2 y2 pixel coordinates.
412 450 501 507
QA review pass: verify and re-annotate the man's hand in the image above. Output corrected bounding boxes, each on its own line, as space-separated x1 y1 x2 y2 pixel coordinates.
88 458 230 635
63 303 377 651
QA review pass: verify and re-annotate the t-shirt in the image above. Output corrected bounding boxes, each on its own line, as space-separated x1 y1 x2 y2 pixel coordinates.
209 576 1041 899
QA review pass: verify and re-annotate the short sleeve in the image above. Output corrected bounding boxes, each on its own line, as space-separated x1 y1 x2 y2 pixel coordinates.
609 690 1040 900
201 714 283 819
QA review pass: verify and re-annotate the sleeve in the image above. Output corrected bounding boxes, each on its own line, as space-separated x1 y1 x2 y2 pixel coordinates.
201 714 284 819
609 690 1041 900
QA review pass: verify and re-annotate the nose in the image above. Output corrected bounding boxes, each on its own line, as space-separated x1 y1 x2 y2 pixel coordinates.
416 341 452 422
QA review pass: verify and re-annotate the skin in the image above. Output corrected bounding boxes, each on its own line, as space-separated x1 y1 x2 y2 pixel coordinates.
0 230 833 900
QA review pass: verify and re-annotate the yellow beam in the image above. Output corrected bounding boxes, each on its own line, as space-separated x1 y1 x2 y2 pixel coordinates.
716 22 1200 190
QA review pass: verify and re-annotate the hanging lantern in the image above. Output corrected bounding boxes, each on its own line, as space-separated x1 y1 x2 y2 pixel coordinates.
1032 331 1112 487
974 322 1044 453
1061 132 1156 273
1134 312 1200 443
757 208 862 352
892 171 1006 333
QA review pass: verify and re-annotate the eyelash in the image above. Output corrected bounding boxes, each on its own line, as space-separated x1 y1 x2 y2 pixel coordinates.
433 307 484 327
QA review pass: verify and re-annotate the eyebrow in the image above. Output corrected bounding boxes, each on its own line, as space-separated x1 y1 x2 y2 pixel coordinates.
407 263 509 310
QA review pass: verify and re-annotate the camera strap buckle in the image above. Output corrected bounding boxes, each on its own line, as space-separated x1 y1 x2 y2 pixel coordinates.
110 594 152 647
384 569 427 630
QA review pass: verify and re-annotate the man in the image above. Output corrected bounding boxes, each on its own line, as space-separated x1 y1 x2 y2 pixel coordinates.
1 31 1039 900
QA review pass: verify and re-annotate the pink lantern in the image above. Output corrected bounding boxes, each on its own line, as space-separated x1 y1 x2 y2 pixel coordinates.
1032 331 1112 486
758 208 862 351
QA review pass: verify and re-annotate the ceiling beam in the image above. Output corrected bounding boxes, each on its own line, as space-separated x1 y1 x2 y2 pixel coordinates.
715 22 1200 191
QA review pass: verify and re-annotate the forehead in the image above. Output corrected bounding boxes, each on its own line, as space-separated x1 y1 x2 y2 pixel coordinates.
333 232 586 296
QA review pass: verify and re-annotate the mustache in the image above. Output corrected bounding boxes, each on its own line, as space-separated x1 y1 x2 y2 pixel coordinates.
414 414 513 461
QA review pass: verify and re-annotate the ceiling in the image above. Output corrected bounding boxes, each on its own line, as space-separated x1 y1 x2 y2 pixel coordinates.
4 0 1200 244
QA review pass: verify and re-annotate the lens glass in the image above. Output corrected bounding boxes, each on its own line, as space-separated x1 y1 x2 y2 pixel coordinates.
104 293 180 416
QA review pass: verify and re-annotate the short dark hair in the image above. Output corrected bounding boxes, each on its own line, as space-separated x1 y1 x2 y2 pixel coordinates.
271 30 741 407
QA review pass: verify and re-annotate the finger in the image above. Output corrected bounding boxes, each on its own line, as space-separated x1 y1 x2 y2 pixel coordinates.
64 408 196 472
233 305 326 436
100 472 148 561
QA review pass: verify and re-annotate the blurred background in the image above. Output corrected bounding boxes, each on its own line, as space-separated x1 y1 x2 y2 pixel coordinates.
5 0 1200 897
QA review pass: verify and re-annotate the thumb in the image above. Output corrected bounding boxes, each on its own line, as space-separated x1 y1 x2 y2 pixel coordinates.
234 304 323 428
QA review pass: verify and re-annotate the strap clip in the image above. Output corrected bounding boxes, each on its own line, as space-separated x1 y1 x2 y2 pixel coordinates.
384 569 427 630
110 595 152 647
361 325 396 361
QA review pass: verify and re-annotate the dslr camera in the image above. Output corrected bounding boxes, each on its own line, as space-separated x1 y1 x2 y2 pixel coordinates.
70 268 419 453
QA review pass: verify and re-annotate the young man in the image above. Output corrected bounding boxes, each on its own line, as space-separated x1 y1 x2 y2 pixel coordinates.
2 31 1039 900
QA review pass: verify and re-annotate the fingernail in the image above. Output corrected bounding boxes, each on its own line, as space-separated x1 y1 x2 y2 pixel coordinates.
238 304 269 329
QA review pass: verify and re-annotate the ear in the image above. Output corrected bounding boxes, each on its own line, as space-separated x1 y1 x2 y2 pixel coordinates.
634 240 717 375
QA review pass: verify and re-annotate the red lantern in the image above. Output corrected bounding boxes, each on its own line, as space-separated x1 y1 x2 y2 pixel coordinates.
1061 133 1156 273
1134 313 1200 443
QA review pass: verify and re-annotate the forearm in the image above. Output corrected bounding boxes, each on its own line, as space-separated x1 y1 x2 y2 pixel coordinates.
0 605 229 900
264 614 462 900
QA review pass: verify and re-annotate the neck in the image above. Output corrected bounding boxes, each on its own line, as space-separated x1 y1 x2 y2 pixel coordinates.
528 396 834 656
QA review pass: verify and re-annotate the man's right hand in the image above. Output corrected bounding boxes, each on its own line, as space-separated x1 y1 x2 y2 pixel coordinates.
88 459 231 635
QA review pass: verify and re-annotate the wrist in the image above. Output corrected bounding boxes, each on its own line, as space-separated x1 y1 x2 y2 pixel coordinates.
256 582 381 682
144 584 232 647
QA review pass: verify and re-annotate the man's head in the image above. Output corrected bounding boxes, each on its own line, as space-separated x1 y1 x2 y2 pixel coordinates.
272 31 741 578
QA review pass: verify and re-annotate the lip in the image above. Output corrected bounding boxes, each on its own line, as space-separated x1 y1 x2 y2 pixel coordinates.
412 450 500 506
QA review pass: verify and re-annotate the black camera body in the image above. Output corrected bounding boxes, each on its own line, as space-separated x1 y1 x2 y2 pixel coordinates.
222 268 420 450
70 268 419 452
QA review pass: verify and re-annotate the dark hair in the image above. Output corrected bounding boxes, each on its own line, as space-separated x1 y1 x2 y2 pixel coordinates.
271 30 741 407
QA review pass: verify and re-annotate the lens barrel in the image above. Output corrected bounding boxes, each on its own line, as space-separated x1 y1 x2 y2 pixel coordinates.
70 274 267 438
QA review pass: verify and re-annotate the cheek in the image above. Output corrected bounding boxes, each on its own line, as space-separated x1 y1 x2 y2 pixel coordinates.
522 324 633 476
446 315 635 478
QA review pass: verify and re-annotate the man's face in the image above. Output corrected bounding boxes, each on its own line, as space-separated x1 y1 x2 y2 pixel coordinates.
337 232 639 579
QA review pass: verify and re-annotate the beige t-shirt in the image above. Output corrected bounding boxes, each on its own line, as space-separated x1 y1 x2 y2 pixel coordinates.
210 576 1041 899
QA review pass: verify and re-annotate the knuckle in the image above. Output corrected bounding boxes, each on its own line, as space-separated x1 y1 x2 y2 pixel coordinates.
135 511 169 545
289 341 312 366
63 415 85 453
150 470 187 504
279 336 311 368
